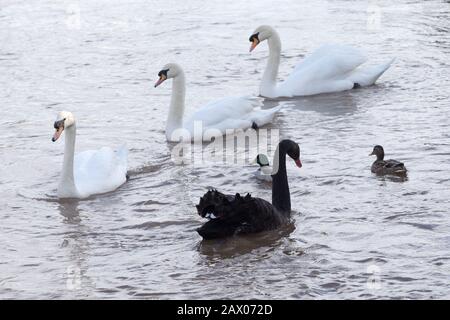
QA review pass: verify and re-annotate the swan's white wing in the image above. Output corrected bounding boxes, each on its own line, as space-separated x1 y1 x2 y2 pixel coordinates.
291 44 367 75
182 96 280 141
185 96 275 132
74 145 128 197
239 105 282 127
198 106 281 141
279 44 368 96
201 118 253 139
346 58 395 86
185 96 261 128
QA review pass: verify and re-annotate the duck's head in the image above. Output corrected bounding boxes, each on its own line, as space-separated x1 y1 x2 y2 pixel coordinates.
253 154 270 167
154 63 184 87
249 25 276 52
370 145 385 160
52 111 75 142
196 189 232 220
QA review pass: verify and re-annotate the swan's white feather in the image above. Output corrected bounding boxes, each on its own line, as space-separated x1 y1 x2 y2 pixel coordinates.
345 58 395 86
291 44 367 76
273 44 392 97
74 145 128 197
183 96 280 140
277 44 393 97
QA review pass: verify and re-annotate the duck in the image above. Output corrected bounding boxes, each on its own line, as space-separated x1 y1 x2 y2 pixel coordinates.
195 139 302 240
154 63 281 142
369 145 407 176
252 153 273 182
248 25 394 98
51 111 128 199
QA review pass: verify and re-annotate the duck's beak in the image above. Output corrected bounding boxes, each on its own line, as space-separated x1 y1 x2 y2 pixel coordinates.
369 151 374 156
154 74 167 88
295 159 302 168
249 39 259 52
52 127 64 142
250 157 257 165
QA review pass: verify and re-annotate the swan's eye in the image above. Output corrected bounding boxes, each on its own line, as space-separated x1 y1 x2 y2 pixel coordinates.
249 32 259 42
158 69 169 77
53 119 65 129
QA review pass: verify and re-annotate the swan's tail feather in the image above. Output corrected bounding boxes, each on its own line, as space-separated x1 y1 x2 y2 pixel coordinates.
370 57 395 84
350 58 395 87
251 105 282 127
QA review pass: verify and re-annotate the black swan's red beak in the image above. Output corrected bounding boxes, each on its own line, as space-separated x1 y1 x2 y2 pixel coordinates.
295 159 302 168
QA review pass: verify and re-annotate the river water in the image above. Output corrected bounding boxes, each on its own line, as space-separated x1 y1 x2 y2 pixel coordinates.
1 0 449 299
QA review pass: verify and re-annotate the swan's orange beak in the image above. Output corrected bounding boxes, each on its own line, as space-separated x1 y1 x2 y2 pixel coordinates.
154 74 167 88
295 159 302 168
249 39 259 52
52 127 64 142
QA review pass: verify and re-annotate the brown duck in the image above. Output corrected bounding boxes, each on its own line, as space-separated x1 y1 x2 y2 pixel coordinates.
370 145 407 176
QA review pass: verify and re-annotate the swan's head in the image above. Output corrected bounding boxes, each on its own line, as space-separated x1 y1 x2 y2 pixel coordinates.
254 154 270 167
249 25 275 52
154 63 183 87
52 111 75 142
282 139 302 168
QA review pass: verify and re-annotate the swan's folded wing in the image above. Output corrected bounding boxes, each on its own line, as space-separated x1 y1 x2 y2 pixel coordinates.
346 58 394 86
244 105 281 127
185 96 263 129
280 44 368 96
74 146 127 196
196 192 280 239
200 105 281 138
291 44 367 76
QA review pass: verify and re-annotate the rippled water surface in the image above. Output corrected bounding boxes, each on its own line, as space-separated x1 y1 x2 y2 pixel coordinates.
1 0 450 299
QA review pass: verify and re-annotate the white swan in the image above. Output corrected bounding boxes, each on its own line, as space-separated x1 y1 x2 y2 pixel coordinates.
249 25 394 98
154 63 281 142
52 111 128 199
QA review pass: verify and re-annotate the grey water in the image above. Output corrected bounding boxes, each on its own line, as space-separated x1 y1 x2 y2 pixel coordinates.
1 0 449 299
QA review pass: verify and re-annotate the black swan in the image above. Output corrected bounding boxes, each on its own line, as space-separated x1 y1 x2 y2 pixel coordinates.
195 139 302 240
370 145 407 175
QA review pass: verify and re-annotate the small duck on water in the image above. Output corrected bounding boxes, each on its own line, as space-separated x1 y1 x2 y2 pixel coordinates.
252 154 273 182
370 145 407 176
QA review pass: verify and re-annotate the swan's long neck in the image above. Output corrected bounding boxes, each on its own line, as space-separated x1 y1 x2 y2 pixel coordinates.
260 32 281 97
166 72 186 140
58 125 79 198
271 142 291 214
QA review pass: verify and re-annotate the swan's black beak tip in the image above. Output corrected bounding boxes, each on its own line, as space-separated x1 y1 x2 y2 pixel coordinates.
51 137 56 142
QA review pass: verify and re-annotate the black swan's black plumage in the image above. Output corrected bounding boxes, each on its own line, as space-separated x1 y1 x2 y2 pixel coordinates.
370 145 407 176
196 139 301 240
